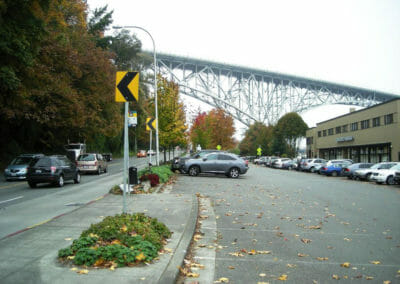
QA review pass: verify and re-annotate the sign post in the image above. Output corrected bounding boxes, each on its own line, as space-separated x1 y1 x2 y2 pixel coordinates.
146 117 156 166
115 71 139 214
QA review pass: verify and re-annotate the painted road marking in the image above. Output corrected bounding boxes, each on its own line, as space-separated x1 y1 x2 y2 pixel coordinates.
0 196 23 204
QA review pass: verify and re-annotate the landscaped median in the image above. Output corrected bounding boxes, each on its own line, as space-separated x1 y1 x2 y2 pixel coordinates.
109 165 176 194
58 213 172 270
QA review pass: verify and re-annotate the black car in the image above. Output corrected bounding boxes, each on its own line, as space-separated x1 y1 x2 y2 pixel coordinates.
171 150 223 173
341 163 374 179
27 155 80 188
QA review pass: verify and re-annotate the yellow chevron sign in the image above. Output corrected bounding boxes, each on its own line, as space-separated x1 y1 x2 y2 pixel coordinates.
146 117 156 131
115 71 139 102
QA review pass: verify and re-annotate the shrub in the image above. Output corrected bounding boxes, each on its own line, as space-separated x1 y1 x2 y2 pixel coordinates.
138 165 174 184
58 213 171 269
140 174 159 187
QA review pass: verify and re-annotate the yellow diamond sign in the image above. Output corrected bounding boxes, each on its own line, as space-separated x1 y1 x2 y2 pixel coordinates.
115 71 139 102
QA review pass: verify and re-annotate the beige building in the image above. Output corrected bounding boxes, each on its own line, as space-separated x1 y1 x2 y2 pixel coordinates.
306 98 400 162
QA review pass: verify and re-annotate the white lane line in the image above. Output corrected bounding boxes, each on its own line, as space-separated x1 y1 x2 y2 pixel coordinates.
0 196 24 204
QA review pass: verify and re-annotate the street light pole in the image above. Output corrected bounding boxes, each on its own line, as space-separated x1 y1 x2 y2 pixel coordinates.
113 25 160 166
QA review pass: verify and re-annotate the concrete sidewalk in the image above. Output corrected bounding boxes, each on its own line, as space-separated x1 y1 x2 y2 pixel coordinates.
0 191 197 284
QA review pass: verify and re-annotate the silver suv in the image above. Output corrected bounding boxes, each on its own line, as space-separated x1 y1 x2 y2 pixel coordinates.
184 152 249 178
301 158 326 173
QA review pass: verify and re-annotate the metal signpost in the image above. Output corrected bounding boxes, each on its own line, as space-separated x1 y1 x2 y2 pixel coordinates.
115 71 139 213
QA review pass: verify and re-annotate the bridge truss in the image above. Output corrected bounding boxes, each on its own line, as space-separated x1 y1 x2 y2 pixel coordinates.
155 53 399 126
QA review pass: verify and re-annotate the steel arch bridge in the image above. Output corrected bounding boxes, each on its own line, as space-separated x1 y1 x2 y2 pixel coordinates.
154 53 399 126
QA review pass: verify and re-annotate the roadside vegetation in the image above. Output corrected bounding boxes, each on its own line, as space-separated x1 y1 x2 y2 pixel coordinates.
58 213 171 269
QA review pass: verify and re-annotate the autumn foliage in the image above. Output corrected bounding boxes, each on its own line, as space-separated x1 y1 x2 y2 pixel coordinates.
189 108 235 150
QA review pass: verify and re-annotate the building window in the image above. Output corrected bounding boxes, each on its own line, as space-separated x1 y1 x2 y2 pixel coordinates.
323 130 327 137
384 113 393 125
328 128 334 135
361 119 370 129
336 126 341 134
350 122 358 131
372 117 380 127
342 125 348 133
306 137 313 145
318 131 321 137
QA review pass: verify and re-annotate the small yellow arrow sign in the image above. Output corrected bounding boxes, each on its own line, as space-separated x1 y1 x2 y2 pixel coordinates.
146 117 156 131
115 71 139 102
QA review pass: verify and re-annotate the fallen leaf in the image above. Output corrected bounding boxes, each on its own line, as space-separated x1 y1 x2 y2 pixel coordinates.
257 250 271 254
214 277 229 283
191 262 205 269
77 269 89 274
365 276 374 280
120 225 128 232
259 273 266 277
307 225 321 230
332 274 340 280
187 272 200 278
287 264 296 268
277 274 288 281
228 252 244 257
297 253 308 257
64 237 72 241
301 238 312 244
257 282 269 284
369 260 380 265
383 281 391 284
354 274 363 279
67 255 75 260
316 257 328 261
70 267 78 271
228 265 235 269
340 262 351 268
136 252 146 261
344 238 352 242
248 249 257 255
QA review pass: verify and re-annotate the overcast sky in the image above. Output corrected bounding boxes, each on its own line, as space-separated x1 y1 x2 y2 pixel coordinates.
87 0 400 136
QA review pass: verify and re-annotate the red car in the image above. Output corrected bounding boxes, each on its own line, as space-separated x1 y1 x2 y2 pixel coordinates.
137 150 147 158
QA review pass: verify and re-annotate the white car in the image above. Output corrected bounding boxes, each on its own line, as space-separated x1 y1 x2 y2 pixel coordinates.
354 162 397 181
272 158 291 169
301 158 326 172
370 163 400 185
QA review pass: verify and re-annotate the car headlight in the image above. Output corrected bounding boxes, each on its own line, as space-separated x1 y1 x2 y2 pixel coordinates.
5 169 10 173
20 168 27 174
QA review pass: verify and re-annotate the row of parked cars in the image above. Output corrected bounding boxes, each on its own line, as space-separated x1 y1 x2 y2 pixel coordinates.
4 153 109 188
254 156 400 185
171 150 249 178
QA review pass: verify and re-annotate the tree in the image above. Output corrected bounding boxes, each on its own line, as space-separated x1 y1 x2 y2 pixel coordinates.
207 108 235 149
274 112 308 156
239 122 273 155
148 75 187 159
189 111 212 150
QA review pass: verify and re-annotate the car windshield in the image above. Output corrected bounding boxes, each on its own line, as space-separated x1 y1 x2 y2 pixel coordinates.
65 145 82 150
78 154 95 161
11 157 32 165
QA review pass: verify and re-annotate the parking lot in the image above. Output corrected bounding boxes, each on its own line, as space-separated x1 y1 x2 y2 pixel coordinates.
173 164 400 283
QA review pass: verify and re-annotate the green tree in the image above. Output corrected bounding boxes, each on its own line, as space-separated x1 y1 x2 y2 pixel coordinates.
274 112 308 156
239 122 273 156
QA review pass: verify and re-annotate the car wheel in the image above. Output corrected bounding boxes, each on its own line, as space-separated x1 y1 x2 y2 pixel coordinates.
386 175 395 185
97 167 101 175
188 166 199 176
57 175 64 187
28 181 37 188
229 167 240 178
74 172 81 184
366 173 372 181
104 167 107 173
331 171 338 177
310 167 315 173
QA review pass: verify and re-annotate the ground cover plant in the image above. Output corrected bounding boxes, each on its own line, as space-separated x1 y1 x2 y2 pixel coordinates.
58 213 171 269
139 165 174 187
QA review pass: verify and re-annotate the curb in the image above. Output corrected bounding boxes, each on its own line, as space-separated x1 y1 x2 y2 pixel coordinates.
158 193 199 284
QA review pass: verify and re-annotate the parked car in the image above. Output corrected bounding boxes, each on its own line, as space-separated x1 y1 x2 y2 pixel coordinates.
341 163 374 179
354 162 398 181
102 153 113 161
147 150 156 156
282 159 298 170
266 156 279 167
272 158 291 169
4 154 44 181
171 150 222 173
184 152 248 178
254 156 268 165
394 170 400 184
320 160 352 176
370 163 400 185
137 150 147 158
76 153 107 174
301 158 327 173
26 155 80 188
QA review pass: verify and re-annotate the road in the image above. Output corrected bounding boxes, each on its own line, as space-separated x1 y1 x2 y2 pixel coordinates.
173 165 400 283
0 153 178 239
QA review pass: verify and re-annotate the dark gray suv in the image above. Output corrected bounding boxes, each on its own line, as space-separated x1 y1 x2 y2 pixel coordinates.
171 150 223 173
27 155 80 188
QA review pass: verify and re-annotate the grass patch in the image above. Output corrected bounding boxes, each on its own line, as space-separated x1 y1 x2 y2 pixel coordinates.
58 213 171 268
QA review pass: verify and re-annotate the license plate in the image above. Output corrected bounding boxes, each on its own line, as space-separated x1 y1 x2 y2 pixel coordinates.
35 170 42 173
11 173 16 176
84 166 89 169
